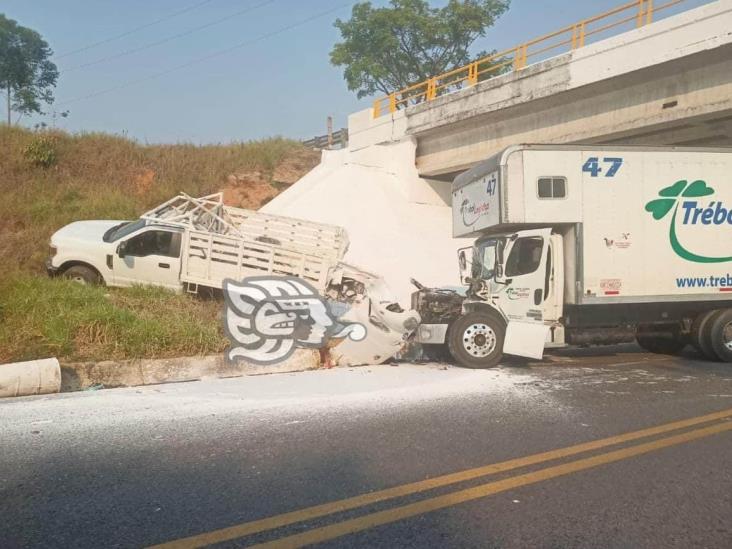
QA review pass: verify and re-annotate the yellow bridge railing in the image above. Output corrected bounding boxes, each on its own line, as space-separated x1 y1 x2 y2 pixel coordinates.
372 0 692 118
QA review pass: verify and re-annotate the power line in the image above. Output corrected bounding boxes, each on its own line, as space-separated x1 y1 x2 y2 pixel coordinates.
56 0 217 59
63 0 276 73
58 3 352 107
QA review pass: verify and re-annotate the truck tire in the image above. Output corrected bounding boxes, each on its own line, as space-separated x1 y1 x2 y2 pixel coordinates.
635 335 685 355
62 265 101 286
709 309 732 363
448 311 505 369
690 311 715 353
698 310 723 361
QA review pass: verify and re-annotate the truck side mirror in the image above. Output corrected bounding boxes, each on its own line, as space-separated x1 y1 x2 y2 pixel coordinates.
457 247 471 285
116 242 127 258
495 242 505 281
494 243 512 285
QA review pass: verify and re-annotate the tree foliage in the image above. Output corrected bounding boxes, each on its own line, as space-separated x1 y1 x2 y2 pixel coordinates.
0 14 59 124
330 0 509 99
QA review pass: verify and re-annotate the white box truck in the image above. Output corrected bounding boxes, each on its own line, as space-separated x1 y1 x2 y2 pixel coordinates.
414 145 732 367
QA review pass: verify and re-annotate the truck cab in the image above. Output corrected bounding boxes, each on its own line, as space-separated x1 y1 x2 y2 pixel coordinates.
449 229 565 367
47 218 184 291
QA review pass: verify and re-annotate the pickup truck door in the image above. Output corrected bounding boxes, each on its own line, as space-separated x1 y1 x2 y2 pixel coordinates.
112 229 183 290
496 228 552 359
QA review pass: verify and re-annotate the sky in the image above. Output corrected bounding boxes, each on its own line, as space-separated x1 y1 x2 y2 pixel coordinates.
0 0 712 143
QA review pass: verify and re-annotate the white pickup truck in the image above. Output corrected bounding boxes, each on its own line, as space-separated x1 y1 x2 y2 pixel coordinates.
47 193 419 365
47 193 350 292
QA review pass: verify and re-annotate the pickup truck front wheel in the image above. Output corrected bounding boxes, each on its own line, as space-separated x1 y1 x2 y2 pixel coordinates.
448 312 505 369
63 265 101 286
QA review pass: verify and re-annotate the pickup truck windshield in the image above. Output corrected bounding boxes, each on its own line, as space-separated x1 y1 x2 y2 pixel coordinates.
103 219 146 242
472 238 504 280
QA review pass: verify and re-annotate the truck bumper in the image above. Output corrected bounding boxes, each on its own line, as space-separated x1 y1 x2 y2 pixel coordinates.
45 258 60 277
414 323 449 344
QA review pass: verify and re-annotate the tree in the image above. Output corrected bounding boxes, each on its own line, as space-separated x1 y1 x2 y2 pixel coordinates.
0 14 59 125
330 0 509 100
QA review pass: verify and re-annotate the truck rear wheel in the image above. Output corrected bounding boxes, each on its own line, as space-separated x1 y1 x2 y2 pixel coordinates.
448 311 505 369
709 309 732 363
691 310 718 357
697 310 723 361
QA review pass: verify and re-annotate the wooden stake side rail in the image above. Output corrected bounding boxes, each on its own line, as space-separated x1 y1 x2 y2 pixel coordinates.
181 231 334 291
141 193 350 277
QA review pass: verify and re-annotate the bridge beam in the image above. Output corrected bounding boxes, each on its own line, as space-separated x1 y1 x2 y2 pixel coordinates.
409 1 732 176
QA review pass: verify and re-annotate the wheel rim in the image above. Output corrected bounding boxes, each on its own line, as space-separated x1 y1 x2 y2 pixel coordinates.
68 275 87 285
462 323 497 358
722 321 732 351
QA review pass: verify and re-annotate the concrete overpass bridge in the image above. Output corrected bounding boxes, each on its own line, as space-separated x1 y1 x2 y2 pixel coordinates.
353 0 732 178
263 0 732 303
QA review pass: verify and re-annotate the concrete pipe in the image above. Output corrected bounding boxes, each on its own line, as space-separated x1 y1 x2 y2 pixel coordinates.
0 358 61 398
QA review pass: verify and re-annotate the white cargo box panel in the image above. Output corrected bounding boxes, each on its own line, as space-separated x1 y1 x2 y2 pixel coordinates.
452 157 502 238
570 147 732 304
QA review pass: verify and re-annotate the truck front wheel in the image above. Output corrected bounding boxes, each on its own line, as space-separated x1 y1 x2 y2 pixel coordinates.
448 312 505 369
62 265 101 286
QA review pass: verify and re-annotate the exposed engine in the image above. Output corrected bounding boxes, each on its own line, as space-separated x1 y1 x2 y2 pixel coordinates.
410 278 464 325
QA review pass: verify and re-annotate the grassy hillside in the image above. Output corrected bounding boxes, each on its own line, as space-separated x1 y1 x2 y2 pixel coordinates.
0 126 316 363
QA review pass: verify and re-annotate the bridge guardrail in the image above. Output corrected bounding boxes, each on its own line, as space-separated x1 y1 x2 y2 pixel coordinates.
372 0 693 118
302 128 348 150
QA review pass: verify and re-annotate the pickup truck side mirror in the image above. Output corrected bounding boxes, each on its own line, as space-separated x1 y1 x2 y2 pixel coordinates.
116 242 127 258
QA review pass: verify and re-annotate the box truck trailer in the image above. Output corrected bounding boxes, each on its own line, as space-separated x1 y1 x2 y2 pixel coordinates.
413 145 732 368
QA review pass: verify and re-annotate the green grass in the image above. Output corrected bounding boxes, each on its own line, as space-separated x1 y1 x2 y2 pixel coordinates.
0 125 310 363
0 273 227 363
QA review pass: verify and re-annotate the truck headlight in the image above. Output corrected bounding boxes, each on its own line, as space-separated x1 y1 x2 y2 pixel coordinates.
49 245 57 258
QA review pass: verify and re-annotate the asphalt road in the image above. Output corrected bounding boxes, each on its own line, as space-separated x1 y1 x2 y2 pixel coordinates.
1 345 731 549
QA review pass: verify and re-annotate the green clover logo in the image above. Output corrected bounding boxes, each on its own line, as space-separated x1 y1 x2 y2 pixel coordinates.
644 180 714 220
645 179 732 264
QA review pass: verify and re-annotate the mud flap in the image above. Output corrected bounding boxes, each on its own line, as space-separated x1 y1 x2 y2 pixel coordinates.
503 321 549 359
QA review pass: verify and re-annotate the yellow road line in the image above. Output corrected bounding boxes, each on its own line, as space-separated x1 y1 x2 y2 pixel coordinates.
151 407 732 549
252 421 732 549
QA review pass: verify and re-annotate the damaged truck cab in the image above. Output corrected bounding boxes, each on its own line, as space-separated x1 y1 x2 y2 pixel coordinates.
415 144 732 368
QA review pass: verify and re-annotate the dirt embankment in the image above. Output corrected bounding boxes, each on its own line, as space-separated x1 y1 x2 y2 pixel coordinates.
221 148 320 209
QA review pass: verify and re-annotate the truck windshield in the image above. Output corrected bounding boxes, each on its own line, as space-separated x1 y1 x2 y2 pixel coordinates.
472 238 504 280
103 219 146 242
